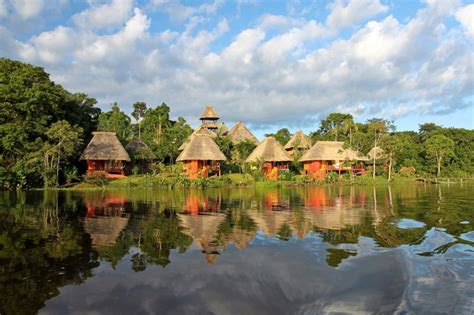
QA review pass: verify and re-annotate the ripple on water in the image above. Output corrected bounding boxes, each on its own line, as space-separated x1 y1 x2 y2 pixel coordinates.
460 231 474 242
393 218 426 229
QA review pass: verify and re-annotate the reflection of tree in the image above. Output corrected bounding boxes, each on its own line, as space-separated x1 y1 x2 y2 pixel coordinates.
326 248 357 267
134 209 193 268
0 203 98 315
277 223 292 241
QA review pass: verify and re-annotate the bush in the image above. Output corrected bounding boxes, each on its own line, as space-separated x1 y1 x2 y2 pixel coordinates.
279 171 295 181
399 166 416 177
324 172 339 184
294 175 312 184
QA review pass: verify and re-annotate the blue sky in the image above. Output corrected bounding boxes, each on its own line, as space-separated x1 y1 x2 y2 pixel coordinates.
0 0 473 138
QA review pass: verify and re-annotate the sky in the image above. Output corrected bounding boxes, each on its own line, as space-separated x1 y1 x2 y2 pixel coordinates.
0 0 473 138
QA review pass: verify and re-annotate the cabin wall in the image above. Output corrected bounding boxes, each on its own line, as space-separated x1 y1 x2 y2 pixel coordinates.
86 160 126 178
263 162 289 180
183 160 221 179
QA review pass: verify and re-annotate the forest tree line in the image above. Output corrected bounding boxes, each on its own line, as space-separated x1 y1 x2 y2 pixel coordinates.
1 58 472 189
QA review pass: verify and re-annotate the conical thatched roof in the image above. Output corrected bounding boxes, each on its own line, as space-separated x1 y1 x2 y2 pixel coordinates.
200 105 219 120
245 137 292 163
177 135 226 162
299 141 367 162
228 122 260 145
125 138 156 160
178 126 217 152
80 132 131 161
284 130 311 150
367 147 385 160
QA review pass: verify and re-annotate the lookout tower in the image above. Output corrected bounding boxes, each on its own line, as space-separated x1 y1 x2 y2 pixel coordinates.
199 105 219 131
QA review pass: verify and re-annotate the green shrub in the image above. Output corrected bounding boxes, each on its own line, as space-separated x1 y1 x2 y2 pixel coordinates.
399 166 416 177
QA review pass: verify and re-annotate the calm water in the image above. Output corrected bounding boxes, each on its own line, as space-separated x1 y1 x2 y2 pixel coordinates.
0 183 473 315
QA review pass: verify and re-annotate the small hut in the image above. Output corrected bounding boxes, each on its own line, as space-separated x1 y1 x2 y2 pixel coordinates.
125 138 156 173
284 130 311 156
299 141 368 180
80 132 131 178
227 122 260 145
245 136 292 180
199 105 219 131
176 135 227 179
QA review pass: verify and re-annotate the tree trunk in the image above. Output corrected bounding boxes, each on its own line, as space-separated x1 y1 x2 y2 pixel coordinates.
138 121 141 139
388 156 392 181
437 158 441 177
56 151 61 187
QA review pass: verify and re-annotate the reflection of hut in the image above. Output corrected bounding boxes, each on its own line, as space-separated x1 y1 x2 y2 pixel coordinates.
183 192 221 215
83 197 129 247
300 141 368 180
176 135 226 179
245 137 292 180
80 132 131 178
125 138 156 172
227 122 260 145
200 105 219 131
284 130 311 156
178 213 226 264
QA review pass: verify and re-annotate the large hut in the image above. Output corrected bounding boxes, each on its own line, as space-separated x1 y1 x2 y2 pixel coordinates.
125 138 156 173
176 134 227 179
227 122 260 145
299 141 368 180
199 105 220 131
245 136 292 180
284 130 311 156
80 132 131 178
178 126 216 152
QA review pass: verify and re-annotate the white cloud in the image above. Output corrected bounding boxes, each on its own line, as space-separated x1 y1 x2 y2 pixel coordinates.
151 0 223 22
326 0 388 30
73 0 134 29
11 0 44 19
455 4 474 39
0 0 8 18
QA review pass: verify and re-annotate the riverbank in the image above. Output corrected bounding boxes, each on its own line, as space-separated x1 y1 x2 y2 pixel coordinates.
47 173 465 191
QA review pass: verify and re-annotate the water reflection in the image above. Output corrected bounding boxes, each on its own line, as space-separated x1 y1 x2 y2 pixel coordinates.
0 184 472 314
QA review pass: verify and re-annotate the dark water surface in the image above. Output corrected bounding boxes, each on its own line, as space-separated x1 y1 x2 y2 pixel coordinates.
1 183 473 314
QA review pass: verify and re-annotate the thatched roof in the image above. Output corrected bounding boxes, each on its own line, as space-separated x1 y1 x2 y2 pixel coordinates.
178 126 217 152
125 138 156 160
80 132 131 161
299 141 367 162
368 147 385 160
284 130 311 150
228 122 260 145
177 135 226 162
245 136 292 163
200 105 219 120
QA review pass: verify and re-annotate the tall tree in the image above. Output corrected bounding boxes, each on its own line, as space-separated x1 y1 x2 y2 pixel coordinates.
131 102 147 138
380 134 403 181
265 128 292 145
97 103 131 144
367 118 394 178
425 134 455 177
319 113 353 141
43 120 83 187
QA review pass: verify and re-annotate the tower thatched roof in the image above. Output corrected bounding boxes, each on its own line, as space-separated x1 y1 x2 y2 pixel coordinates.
228 122 260 145
245 136 292 163
80 132 131 161
299 141 368 162
125 138 156 160
177 135 226 162
284 130 311 150
200 105 219 120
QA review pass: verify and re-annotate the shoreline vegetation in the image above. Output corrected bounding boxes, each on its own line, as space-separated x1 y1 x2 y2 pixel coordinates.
43 172 471 191
1 58 473 191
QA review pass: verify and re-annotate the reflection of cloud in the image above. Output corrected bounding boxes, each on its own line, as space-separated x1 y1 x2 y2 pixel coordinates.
42 244 409 314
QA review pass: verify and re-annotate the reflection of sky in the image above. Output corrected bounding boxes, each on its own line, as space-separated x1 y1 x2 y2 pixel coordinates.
42 239 409 315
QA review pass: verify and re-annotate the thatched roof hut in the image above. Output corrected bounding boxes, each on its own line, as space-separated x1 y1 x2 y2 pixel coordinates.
83 216 129 247
299 141 367 162
228 122 260 145
80 132 131 161
178 126 217 152
217 122 229 136
177 135 226 162
200 105 219 120
284 130 311 151
245 137 292 163
125 138 156 160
